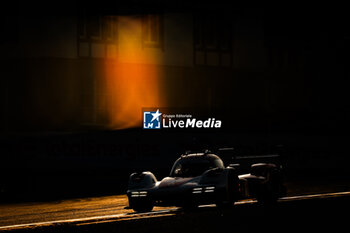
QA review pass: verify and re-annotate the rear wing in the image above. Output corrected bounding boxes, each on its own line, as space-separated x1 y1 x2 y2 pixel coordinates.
217 148 285 172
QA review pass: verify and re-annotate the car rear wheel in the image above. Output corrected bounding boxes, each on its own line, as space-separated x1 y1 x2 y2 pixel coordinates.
257 182 278 204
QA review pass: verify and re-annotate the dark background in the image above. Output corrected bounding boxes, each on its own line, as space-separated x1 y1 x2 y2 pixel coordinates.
0 2 349 202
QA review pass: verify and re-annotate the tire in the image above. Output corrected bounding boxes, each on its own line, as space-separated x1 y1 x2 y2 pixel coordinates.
129 198 154 212
182 203 199 211
254 165 284 205
257 180 278 205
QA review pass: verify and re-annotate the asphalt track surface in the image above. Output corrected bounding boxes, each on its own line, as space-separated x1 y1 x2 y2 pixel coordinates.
1 187 350 232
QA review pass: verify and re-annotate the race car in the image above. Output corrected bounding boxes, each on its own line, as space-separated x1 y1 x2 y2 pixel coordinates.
126 150 286 212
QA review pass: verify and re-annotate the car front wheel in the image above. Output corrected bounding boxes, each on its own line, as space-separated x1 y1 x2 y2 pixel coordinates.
129 198 154 212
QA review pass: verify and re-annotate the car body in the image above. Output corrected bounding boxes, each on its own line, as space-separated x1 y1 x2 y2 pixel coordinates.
126 150 286 212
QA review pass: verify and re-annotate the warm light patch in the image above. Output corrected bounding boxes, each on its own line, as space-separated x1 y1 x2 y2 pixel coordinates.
103 16 165 129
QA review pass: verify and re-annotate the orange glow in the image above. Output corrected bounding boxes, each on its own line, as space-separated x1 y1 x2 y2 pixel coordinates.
103 16 165 129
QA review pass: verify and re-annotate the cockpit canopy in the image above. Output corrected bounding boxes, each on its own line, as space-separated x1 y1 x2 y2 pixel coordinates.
170 153 224 178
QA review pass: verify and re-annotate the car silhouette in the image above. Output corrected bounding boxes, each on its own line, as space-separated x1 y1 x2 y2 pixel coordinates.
126 150 286 212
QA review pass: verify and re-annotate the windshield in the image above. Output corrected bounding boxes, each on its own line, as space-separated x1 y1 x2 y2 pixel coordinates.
170 156 224 177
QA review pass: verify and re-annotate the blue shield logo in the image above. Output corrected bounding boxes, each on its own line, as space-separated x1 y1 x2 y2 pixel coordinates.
143 109 162 129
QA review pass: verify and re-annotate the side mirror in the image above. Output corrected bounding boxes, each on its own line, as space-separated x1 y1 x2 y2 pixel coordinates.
227 163 240 171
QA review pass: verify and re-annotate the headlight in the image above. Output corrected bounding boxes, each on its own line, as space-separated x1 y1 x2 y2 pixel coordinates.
192 186 215 194
204 186 215 193
192 187 203 194
131 191 148 197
